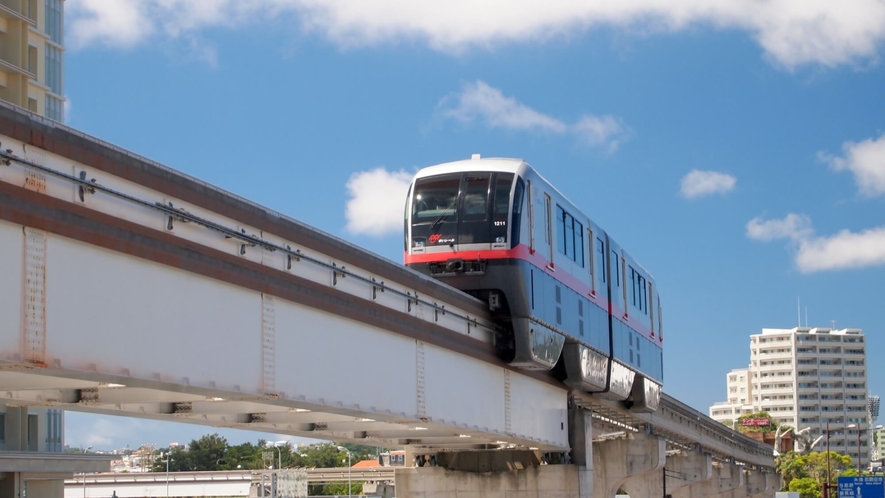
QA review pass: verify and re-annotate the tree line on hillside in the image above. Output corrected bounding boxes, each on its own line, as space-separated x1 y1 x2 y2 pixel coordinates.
146 434 384 496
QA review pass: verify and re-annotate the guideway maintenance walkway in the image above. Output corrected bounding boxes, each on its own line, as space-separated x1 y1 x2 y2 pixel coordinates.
0 101 776 497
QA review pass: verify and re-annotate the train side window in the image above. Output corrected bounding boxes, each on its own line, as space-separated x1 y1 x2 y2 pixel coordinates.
527 181 534 252
555 205 584 267
576 220 584 267
647 281 653 317
658 299 663 339
556 205 566 256
621 256 627 309
588 228 595 293
629 266 637 307
611 250 620 287
596 238 605 284
545 194 553 263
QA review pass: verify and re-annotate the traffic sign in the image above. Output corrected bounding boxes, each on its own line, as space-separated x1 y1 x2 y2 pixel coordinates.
837 476 884 498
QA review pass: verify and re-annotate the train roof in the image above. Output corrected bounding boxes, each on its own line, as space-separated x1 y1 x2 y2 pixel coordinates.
414 155 527 177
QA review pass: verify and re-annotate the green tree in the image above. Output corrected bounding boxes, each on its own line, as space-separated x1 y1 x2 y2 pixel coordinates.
300 443 351 468
151 446 191 472
795 451 852 484
776 451 806 490
222 442 265 470
788 477 822 498
188 434 229 470
314 482 363 496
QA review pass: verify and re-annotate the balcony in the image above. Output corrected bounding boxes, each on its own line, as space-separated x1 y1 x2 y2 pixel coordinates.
0 57 35 79
0 0 34 26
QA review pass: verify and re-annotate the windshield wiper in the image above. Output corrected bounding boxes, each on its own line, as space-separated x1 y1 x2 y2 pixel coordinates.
430 198 458 230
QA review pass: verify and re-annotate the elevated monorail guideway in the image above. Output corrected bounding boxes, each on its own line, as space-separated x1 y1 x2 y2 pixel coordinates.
0 101 566 453
0 102 774 472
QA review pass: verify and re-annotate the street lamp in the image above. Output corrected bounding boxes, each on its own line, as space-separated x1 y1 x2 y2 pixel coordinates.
265 440 289 470
337 446 352 497
164 452 174 498
82 447 92 498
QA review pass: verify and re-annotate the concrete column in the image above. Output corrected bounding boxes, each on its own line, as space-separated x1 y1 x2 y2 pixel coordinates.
710 463 746 498
0 472 23 498
746 470 779 498
568 408 594 498
663 451 713 496
4 406 29 452
592 430 666 498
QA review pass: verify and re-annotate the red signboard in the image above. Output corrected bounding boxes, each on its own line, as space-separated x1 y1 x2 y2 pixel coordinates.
741 417 771 427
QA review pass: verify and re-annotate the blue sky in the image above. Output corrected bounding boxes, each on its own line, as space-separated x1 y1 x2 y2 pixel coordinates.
61 1 885 451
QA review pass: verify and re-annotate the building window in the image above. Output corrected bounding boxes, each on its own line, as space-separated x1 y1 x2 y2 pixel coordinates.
45 95 63 122
45 0 64 45
45 45 63 95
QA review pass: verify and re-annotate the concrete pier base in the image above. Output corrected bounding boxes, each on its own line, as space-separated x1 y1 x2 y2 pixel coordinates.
394 465 581 498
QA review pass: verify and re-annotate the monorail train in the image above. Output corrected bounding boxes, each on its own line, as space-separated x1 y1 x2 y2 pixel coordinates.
403 155 663 412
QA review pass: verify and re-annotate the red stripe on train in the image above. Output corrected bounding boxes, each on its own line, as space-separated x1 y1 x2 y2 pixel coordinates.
405 245 664 344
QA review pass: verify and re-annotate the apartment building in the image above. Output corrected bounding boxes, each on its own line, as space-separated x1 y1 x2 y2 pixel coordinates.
0 0 65 457
0 0 65 121
710 327 870 466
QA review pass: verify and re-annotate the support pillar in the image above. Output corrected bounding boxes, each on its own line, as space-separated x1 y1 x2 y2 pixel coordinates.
664 451 713 496
711 463 746 498
746 470 779 498
592 430 666 498
0 473 23 498
568 408 594 498
4 406 28 452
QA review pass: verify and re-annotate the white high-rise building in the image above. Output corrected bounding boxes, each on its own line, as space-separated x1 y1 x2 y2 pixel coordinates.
710 327 870 466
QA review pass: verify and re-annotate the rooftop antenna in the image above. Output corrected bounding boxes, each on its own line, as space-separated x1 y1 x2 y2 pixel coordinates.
805 307 808 328
797 297 800 327
831 320 836 330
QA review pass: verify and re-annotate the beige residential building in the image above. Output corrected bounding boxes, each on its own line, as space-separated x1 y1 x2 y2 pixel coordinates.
0 0 64 121
710 327 870 467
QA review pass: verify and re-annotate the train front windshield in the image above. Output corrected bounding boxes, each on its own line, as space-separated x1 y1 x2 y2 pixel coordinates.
410 171 519 251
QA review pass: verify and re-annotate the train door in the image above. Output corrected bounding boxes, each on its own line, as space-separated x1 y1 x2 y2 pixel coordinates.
457 171 493 251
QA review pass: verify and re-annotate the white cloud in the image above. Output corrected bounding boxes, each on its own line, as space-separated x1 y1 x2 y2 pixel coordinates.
746 214 813 241
794 227 885 272
746 213 885 273
344 167 414 236
573 115 628 152
66 1 885 69
440 81 628 151
680 170 737 199
820 133 885 197
441 81 567 133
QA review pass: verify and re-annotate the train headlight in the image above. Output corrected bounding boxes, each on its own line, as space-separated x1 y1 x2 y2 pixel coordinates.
413 239 425 248
496 236 505 244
